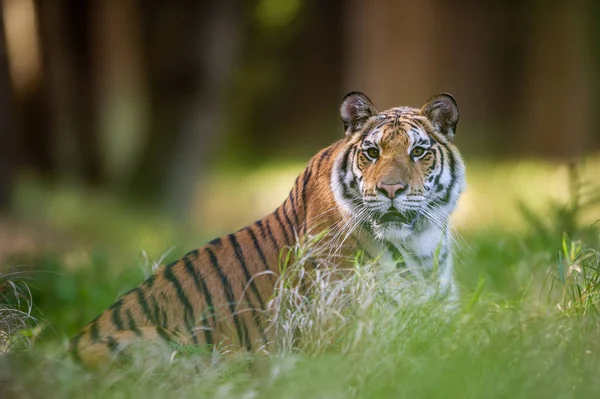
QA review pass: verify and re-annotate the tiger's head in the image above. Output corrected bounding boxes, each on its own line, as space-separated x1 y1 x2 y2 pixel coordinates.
332 92 466 242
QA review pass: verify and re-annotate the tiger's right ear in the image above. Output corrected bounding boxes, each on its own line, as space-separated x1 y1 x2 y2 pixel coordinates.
340 92 378 136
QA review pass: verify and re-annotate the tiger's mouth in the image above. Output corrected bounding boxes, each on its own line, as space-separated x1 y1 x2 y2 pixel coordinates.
377 208 418 226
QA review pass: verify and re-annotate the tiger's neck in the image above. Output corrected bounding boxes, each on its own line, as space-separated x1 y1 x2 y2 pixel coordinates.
380 219 456 300
259 142 346 247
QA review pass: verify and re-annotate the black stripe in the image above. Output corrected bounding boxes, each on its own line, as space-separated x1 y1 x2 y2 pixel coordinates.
210 237 222 247
293 174 303 230
246 227 270 272
150 296 166 327
427 148 438 175
70 334 83 363
386 243 403 261
349 174 358 190
228 234 269 345
107 336 119 353
433 145 445 187
414 251 448 264
205 247 251 350
264 220 280 251
340 175 355 201
134 288 153 324
282 199 296 238
184 249 200 258
255 220 267 240
340 146 352 173
301 166 313 234
145 274 157 288
338 147 358 201
436 141 456 204
156 326 172 343
287 189 300 228
315 147 333 170
407 121 421 131
182 255 214 345
110 299 125 331
163 263 199 344
274 208 291 245
90 319 100 342
228 234 269 303
126 309 142 336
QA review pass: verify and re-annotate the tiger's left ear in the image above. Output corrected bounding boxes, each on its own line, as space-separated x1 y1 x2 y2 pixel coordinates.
420 93 459 141
340 92 378 136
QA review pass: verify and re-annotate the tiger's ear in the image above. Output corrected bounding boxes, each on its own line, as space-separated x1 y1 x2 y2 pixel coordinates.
420 93 459 141
340 92 378 136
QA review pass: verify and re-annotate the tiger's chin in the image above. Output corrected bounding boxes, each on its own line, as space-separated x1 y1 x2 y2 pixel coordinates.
371 213 419 242
372 222 414 242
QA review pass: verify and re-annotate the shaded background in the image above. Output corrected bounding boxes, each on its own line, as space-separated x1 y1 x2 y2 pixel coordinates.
0 0 598 260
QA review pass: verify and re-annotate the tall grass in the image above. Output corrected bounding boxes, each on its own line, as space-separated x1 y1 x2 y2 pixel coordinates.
1 160 600 398
0 270 38 354
547 234 600 316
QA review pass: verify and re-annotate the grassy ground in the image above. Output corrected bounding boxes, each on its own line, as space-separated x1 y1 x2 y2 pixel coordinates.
1 157 599 398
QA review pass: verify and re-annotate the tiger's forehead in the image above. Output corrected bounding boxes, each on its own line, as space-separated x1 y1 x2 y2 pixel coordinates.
363 107 431 149
379 106 420 119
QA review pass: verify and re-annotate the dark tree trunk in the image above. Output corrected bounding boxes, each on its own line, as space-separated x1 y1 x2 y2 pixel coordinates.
518 0 591 159
62 0 103 184
588 0 600 150
36 0 104 185
129 0 244 221
0 5 16 210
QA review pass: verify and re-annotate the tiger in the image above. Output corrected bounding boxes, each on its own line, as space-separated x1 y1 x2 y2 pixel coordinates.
70 92 466 366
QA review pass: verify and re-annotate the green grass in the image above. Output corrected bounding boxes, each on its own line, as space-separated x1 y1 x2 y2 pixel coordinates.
1 159 600 398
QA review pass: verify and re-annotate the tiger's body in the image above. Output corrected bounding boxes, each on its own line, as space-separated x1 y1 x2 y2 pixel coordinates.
71 92 466 366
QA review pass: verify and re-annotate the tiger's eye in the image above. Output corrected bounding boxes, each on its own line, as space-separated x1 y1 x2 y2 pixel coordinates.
366 148 380 159
411 147 426 158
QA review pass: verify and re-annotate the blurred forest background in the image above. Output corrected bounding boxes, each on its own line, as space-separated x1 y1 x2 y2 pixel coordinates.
0 0 599 262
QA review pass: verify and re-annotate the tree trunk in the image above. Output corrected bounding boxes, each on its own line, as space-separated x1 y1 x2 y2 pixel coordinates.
165 0 242 221
92 0 147 187
0 4 16 210
129 1 243 222
36 0 104 185
343 0 439 109
518 0 592 159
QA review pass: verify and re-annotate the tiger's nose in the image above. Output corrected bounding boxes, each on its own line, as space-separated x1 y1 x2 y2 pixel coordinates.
377 181 407 199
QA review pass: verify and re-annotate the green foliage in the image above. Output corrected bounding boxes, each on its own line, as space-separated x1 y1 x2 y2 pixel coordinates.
255 0 302 28
25 252 144 339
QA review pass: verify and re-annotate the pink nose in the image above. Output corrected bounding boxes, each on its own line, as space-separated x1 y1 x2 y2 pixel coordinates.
377 181 406 199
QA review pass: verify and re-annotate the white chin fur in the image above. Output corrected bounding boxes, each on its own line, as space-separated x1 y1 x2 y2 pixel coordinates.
373 223 414 241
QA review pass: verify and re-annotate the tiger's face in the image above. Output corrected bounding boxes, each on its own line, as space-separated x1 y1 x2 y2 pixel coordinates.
334 92 465 242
